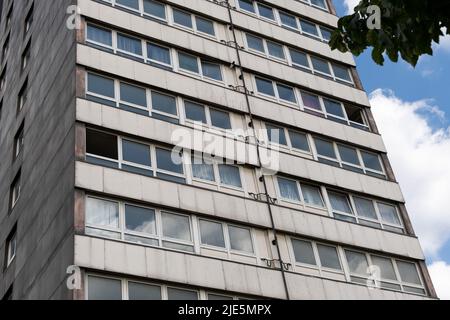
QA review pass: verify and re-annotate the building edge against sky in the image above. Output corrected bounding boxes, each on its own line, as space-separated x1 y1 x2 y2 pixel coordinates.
0 0 438 300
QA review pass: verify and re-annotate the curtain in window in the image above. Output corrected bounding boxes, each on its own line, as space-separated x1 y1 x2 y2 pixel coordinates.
328 192 352 214
219 165 242 188
87 26 112 46
192 159 215 181
301 184 324 207
117 34 142 55
148 43 171 65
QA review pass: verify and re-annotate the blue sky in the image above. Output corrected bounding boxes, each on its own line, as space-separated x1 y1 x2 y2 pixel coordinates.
334 1 450 298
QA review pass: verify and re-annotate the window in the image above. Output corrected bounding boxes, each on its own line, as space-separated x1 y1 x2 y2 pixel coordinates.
303 0 328 10
311 56 331 76
246 34 264 53
173 8 193 29
316 244 341 270
361 151 383 173
377 203 401 226
117 33 142 56
125 204 156 239
177 51 198 73
292 239 316 265
201 60 222 81
279 11 297 29
156 148 185 179
151 91 178 117
6 228 17 267
301 91 322 112
345 104 368 130
328 191 355 222
14 123 24 159
301 184 324 207
300 20 319 37
199 220 225 248
266 123 287 146
238 0 255 13
86 129 119 168
323 98 345 119
332 64 352 82
314 138 338 165
276 83 296 103
192 157 215 182
86 73 116 107
167 287 198 300
278 177 300 202
185 101 206 123
255 77 275 97
143 0 166 20
86 197 120 239
210 109 231 130
120 82 147 108
147 42 171 67
87 276 122 300
195 16 215 36
257 3 275 21
345 250 369 276
116 0 139 10
122 139 152 174
290 49 310 70
10 171 21 209
289 130 310 152
228 226 253 254
86 24 113 48
128 282 162 300
161 212 193 252
218 164 242 188
184 101 231 130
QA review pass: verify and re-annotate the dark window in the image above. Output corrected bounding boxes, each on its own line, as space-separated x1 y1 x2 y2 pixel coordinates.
279 11 297 29
201 61 222 81
86 129 118 160
300 20 319 36
178 52 199 73
290 49 310 69
195 16 215 36
156 148 184 174
87 73 115 98
152 92 177 115
210 109 231 129
185 101 206 123
246 34 264 52
120 82 147 107
266 123 287 145
116 0 139 10
87 24 112 46
173 9 192 28
257 3 275 20
255 77 275 96
143 0 166 20
128 282 162 300
289 131 310 151
238 0 255 13
122 140 151 167
147 43 171 65
117 33 142 56
87 276 122 300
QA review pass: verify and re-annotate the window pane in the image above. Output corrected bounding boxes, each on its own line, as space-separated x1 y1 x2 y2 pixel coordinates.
86 198 119 228
345 105 365 125
208 294 234 300
88 74 115 98
314 138 336 159
338 145 360 165
201 61 222 81
196 16 215 35
317 244 341 270
266 123 287 145
143 0 166 19
238 0 255 13
267 41 285 59
87 25 112 46
200 220 225 248
152 92 177 115
257 3 275 20
311 57 331 75
156 148 184 174
210 109 232 129
178 52 199 73
279 11 297 29
117 34 142 55
167 288 198 300
125 205 156 235
277 84 296 103
128 282 161 300
246 34 264 52
117 0 139 10
361 151 383 172
122 140 151 166
345 250 369 275
397 261 421 285
332 64 352 81
120 83 147 107
88 276 122 300
292 239 316 265
290 49 310 68
371 256 397 281
353 197 378 220
323 99 345 118
86 129 118 159
378 203 401 225
328 192 353 214
192 158 215 181
173 9 192 28
255 77 275 96
278 178 300 202
289 131 310 152
161 212 191 241
320 27 332 41
301 184 324 207
311 0 327 9
300 20 319 36
185 101 206 123
228 226 253 253
218 165 242 188
147 43 171 65
301 92 322 111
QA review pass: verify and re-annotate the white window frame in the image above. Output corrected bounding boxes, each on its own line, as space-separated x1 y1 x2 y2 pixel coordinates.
264 122 312 156
176 51 224 83
275 176 326 210
253 75 298 106
183 99 233 133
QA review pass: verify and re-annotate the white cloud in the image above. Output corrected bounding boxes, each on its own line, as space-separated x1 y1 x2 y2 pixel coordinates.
428 261 450 300
437 28 450 53
343 0 360 14
369 89 450 258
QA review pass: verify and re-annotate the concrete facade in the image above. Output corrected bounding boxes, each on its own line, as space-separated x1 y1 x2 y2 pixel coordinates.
0 0 437 300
